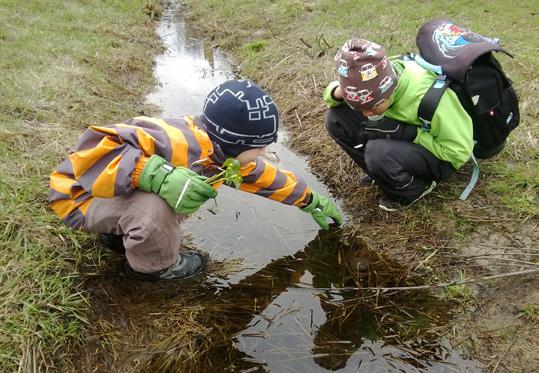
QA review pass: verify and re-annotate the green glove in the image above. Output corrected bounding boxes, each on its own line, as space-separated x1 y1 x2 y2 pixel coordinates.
301 191 343 230
138 155 217 214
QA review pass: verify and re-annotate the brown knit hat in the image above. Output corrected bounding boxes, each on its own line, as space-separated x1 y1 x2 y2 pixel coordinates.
334 39 398 112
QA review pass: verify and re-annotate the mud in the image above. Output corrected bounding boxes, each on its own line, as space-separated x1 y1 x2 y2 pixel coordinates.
452 222 539 372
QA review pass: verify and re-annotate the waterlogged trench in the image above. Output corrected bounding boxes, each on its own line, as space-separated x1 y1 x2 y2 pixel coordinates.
80 3 482 371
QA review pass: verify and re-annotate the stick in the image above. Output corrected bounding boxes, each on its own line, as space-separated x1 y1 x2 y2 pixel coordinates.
294 268 539 292
299 37 312 49
491 331 519 372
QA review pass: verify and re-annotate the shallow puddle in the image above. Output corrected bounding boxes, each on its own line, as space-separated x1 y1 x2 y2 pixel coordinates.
76 2 482 371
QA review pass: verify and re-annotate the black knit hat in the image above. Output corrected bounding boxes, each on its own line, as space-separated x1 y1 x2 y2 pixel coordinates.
201 79 279 157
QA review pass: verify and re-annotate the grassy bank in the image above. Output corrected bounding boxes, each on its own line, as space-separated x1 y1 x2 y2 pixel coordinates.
0 0 161 369
182 0 538 369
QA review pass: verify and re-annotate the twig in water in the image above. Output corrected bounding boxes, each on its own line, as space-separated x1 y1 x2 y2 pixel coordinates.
294 268 539 292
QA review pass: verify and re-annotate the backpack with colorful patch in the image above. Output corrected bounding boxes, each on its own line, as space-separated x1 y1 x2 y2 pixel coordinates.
408 18 520 199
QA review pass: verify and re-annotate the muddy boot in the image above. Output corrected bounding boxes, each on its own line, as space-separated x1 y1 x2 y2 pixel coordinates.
124 251 206 281
99 233 126 254
378 195 402 212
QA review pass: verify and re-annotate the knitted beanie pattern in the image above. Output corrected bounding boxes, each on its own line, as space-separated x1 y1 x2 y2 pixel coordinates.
202 79 279 157
335 39 398 112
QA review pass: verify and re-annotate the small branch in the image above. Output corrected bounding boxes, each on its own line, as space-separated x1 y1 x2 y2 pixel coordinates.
264 17 281 41
462 256 539 267
320 33 332 49
294 269 539 292
299 37 312 49
491 331 519 372
294 109 302 126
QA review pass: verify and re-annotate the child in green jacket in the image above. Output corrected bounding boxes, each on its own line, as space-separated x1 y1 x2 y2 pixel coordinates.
323 39 473 211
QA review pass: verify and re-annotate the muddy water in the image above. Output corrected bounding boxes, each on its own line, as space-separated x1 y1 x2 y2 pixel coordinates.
80 2 482 372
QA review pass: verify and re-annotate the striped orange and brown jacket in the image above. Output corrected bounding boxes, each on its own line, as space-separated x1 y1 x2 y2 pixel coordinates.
49 116 311 229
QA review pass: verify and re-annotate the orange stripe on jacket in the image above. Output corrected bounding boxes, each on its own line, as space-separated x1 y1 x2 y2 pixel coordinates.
292 187 311 207
50 170 77 195
51 198 92 219
69 136 121 179
184 115 214 164
253 163 278 188
91 154 122 198
139 117 189 167
239 161 261 194
50 199 77 219
265 170 299 203
113 123 156 156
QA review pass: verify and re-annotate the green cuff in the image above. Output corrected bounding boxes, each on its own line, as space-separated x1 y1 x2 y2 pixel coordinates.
300 191 320 213
322 81 344 108
138 154 170 193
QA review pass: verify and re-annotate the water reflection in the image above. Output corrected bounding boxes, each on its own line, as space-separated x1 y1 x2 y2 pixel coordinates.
146 3 234 115
81 230 480 371
199 230 480 372
146 2 334 284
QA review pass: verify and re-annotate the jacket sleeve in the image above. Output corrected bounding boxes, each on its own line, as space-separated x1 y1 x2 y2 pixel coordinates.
59 116 198 198
238 158 311 206
414 89 474 170
322 81 345 108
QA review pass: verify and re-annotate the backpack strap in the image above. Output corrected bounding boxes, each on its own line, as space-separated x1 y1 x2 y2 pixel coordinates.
460 154 480 200
417 74 451 131
415 55 478 200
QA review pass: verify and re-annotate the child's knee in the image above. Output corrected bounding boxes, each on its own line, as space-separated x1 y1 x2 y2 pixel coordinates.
364 140 394 174
324 108 341 137
121 191 181 236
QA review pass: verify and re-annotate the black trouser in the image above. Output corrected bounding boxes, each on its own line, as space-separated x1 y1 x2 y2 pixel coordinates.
325 104 455 204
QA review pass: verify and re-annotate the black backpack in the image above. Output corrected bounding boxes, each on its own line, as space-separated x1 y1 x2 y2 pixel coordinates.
407 19 520 199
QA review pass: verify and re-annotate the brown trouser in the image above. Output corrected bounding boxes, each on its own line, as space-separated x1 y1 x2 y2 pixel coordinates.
85 190 183 273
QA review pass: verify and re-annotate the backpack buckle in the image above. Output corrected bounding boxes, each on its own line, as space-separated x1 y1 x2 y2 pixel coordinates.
418 117 431 132
433 74 447 89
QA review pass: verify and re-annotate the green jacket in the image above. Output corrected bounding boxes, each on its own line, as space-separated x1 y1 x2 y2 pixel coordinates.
324 59 473 170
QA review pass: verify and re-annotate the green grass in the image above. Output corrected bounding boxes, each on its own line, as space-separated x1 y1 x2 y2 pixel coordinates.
1 0 537 370
484 161 538 217
519 304 538 321
0 0 161 369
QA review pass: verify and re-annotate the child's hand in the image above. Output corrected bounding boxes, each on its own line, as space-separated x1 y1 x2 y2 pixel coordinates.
301 191 343 230
333 86 343 100
322 81 344 108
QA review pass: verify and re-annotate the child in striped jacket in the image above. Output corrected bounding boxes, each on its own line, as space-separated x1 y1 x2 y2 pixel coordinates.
50 79 342 281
